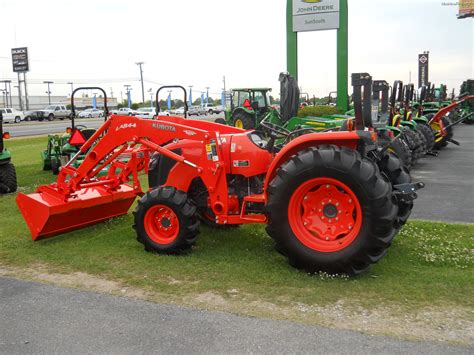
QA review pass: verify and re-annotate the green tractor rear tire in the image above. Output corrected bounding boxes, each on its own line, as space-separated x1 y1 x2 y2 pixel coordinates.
416 123 436 151
0 163 17 193
233 112 255 130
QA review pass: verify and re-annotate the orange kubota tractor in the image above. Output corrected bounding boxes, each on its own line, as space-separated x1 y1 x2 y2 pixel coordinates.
17 75 422 276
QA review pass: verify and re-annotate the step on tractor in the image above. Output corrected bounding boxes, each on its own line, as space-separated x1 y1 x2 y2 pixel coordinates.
0 111 17 193
42 87 109 174
16 73 423 276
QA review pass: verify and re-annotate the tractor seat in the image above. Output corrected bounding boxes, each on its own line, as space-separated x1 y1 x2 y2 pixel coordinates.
79 129 97 142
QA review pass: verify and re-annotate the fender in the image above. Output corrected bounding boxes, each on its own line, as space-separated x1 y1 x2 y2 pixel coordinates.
233 107 255 117
413 116 429 124
400 120 416 130
263 131 370 189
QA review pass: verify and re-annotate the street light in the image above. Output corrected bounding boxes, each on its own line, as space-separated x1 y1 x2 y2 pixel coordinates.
136 62 145 105
67 82 74 96
148 88 153 108
44 81 53 105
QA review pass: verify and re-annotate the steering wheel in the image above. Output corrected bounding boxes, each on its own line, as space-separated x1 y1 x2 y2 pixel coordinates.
259 120 290 138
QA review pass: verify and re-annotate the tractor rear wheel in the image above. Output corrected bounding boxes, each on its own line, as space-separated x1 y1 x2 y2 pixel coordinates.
0 163 17 193
51 158 60 175
416 123 436 151
233 112 255 130
266 145 397 276
378 131 412 170
134 187 200 253
376 152 412 229
402 128 423 166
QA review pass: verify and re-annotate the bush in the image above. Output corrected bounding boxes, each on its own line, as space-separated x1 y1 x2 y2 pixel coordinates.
297 105 343 118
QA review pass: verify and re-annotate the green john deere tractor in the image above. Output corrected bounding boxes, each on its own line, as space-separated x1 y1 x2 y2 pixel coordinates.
0 111 17 193
41 87 107 174
459 79 474 124
223 88 279 129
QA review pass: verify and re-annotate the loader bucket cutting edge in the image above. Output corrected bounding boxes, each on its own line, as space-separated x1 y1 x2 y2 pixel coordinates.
16 185 137 240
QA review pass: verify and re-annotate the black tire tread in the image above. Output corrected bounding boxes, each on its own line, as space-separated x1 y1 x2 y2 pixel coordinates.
266 145 398 276
0 163 17 193
133 187 199 253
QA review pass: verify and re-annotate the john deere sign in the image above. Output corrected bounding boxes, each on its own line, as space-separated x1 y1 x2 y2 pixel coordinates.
292 0 340 32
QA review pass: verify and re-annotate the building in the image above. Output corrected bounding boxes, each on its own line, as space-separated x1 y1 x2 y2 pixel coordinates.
1 95 118 110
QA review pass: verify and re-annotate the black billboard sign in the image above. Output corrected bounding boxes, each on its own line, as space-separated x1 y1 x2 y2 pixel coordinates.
418 53 429 88
11 47 29 73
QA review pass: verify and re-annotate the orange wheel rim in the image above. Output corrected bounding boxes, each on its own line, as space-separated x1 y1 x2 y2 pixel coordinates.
288 177 362 253
144 204 180 245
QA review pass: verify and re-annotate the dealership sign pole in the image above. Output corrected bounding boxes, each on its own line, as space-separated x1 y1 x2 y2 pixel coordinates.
287 0 348 111
11 47 30 111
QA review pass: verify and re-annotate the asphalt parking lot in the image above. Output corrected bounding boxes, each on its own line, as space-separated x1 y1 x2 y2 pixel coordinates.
0 277 468 354
410 124 473 224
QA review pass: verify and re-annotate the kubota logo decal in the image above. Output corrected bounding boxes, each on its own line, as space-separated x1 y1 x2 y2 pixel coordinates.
183 129 196 136
152 123 176 132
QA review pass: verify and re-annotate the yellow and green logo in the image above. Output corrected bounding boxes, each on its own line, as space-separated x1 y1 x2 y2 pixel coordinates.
302 0 323 3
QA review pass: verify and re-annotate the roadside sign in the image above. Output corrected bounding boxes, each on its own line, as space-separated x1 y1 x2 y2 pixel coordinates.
11 47 29 73
292 0 340 32
418 53 429 88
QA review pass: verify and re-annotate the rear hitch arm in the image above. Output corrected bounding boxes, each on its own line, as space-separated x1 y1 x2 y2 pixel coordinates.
393 182 425 203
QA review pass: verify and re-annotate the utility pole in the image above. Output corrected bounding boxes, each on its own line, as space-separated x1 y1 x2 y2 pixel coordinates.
44 81 53 105
223 76 226 93
0 81 11 108
110 87 114 98
136 62 145 105
205 87 210 104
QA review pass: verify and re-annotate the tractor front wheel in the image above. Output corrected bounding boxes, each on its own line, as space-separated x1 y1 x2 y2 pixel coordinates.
266 145 397 276
0 163 17 193
233 112 255 130
134 187 200 253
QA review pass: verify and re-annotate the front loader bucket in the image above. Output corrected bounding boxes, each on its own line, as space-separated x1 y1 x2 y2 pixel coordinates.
16 185 137 240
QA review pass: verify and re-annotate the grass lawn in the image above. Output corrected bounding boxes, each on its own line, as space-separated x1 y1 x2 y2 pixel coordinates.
1 136 473 343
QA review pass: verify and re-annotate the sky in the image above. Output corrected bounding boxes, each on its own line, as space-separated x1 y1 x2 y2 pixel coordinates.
0 0 472 102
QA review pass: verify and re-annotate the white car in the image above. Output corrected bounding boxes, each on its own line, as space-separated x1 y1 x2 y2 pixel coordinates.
0 108 25 123
111 108 138 116
174 107 185 115
78 108 104 118
135 107 156 119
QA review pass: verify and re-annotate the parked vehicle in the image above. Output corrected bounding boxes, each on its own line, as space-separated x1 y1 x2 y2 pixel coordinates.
188 105 202 116
111 108 137 116
174 107 185 115
38 105 72 121
135 107 156 119
78 108 104 118
202 103 222 115
0 108 24 123
24 110 45 121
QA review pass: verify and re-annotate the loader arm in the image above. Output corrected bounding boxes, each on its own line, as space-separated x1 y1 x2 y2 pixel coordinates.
429 95 474 135
17 115 229 240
